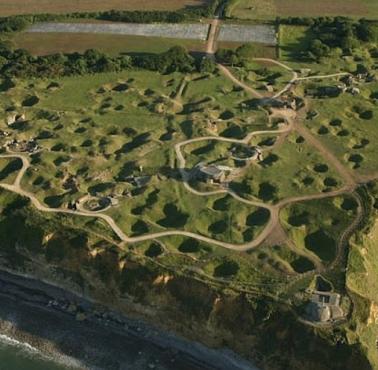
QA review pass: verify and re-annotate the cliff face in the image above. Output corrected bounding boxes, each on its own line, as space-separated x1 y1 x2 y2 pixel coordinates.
112 268 371 370
346 219 378 370
0 190 373 370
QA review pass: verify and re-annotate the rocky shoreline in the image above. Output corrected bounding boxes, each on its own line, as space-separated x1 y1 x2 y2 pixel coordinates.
0 269 258 370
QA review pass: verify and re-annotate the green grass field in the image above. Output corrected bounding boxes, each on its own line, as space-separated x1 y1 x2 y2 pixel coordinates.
280 196 358 264
226 0 378 20
301 81 378 176
0 38 377 312
278 25 313 63
218 41 277 59
229 60 293 96
277 25 363 73
229 133 345 203
0 0 209 16
0 158 22 184
107 181 269 243
0 69 274 245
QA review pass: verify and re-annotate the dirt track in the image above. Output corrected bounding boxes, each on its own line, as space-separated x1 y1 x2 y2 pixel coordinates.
1 15 376 253
0 95 370 252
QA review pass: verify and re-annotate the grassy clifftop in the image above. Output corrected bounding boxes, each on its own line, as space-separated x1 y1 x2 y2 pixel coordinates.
346 184 378 369
0 187 373 370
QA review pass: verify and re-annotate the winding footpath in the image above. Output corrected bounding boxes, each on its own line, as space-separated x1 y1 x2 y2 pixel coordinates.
0 97 370 252
0 153 274 251
0 18 374 253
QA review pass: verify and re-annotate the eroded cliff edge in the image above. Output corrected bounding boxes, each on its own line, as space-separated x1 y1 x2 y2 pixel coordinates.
0 187 376 370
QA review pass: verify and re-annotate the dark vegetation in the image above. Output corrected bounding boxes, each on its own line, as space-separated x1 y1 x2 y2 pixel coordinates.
158 203 188 228
216 43 257 66
214 258 240 277
305 229 336 262
278 17 378 61
0 44 207 78
178 239 200 253
0 0 224 32
0 0 222 78
0 159 22 181
145 242 164 258
291 256 315 273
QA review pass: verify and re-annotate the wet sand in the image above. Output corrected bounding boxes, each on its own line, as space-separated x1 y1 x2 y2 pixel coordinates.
0 269 259 370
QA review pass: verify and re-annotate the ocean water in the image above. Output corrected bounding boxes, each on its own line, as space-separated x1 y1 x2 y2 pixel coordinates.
0 335 71 370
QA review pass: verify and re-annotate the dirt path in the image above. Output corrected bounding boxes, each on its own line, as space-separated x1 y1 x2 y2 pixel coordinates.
217 64 263 98
216 58 350 100
331 192 364 270
293 120 356 187
296 72 350 81
216 57 298 100
0 114 290 252
206 18 220 55
0 21 371 254
0 83 366 253
0 153 274 251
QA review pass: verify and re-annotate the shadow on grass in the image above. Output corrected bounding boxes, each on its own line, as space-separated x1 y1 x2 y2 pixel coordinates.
305 229 336 262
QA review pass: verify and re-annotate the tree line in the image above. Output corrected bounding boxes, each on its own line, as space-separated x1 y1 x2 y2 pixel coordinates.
0 43 216 79
277 17 378 61
215 43 256 66
0 0 225 33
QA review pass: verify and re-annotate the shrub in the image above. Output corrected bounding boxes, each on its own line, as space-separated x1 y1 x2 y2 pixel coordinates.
214 258 240 277
145 242 163 257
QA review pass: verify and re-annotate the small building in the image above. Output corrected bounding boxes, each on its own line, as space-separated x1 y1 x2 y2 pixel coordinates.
193 163 226 184
67 200 78 211
349 87 360 96
6 113 26 126
311 291 340 306
343 75 354 87
109 195 119 206
254 147 263 161
305 291 344 323
230 145 263 162
125 175 151 188
282 97 297 110
198 165 226 183
309 305 331 322
7 138 39 153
